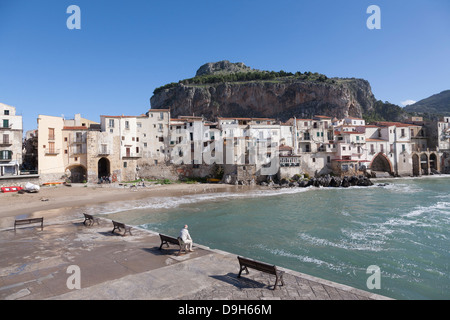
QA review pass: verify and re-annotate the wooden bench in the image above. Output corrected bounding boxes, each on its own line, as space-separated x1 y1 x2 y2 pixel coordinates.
237 256 285 290
83 213 100 226
14 217 44 231
111 220 132 236
158 234 187 255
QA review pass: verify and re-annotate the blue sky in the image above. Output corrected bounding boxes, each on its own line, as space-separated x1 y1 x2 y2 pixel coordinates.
1 0 449 133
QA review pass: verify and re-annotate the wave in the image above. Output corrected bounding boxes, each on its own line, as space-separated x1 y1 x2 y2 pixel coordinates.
84 186 315 216
298 232 386 252
254 244 350 273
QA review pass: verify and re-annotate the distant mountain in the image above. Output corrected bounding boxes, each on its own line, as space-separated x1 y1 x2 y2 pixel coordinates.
404 90 450 117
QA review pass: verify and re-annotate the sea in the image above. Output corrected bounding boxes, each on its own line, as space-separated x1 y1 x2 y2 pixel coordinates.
92 176 450 300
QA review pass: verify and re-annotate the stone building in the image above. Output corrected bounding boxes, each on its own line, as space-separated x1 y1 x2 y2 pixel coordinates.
0 103 23 176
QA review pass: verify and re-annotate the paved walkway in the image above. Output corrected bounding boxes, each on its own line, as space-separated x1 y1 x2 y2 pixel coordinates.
0 218 392 300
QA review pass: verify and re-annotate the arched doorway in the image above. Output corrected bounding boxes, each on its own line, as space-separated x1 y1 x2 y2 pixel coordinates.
67 165 87 183
370 153 393 175
412 154 420 176
442 152 450 174
429 153 437 172
98 157 110 179
420 154 429 175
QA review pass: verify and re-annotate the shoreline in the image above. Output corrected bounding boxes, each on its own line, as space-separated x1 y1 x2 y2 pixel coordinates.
1 174 449 225
0 183 246 228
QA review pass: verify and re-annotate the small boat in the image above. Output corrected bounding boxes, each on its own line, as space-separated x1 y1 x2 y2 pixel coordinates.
1 186 24 193
42 182 64 186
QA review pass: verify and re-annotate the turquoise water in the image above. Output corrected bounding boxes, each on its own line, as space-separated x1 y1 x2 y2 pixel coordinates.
101 177 450 300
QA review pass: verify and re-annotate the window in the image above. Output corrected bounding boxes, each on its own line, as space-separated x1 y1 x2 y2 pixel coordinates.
48 142 55 154
402 144 406 152
109 119 115 128
3 134 9 144
137 122 142 128
0 150 12 160
4 110 9 115
2 119 9 128
48 128 55 140
125 121 129 129
123 162 127 168
370 144 375 154
401 129 405 137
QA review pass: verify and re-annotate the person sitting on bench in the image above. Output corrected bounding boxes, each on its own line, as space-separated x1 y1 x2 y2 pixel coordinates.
179 224 194 252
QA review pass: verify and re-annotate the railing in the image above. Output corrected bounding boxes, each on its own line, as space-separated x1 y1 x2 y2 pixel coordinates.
98 148 110 156
45 148 60 155
123 152 142 158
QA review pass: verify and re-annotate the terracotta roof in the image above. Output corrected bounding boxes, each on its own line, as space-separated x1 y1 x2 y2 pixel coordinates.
218 117 275 121
366 138 386 142
374 121 416 127
63 126 88 130
314 115 332 119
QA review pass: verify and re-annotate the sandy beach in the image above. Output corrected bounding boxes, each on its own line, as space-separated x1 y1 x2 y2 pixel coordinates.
0 182 243 229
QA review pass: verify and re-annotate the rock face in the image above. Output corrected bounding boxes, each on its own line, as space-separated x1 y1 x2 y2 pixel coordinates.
150 61 377 121
195 60 254 77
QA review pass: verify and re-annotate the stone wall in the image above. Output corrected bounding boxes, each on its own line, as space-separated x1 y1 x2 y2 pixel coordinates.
0 175 40 188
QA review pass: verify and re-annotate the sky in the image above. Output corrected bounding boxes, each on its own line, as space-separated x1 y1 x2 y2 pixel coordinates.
1 0 449 133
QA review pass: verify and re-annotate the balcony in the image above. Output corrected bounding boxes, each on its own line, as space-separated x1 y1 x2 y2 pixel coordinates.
122 152 142 158
0 124 13 130
71 146 86 155
45 148 60 155
98 148 110 156
0 140 12 147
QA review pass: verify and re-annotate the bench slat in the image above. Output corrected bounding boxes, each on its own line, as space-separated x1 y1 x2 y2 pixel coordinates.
237 256 285 290
111 220 132 236
158 234 186 255
14 218 44 231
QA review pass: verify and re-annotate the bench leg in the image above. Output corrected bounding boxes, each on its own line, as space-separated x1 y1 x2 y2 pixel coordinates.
273 273 284 290
237 265 249 278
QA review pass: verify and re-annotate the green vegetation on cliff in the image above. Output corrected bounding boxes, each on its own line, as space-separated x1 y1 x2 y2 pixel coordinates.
363 100 408 123
153 70 335 95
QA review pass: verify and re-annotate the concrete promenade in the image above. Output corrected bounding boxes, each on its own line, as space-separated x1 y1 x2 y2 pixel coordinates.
0 217 392 300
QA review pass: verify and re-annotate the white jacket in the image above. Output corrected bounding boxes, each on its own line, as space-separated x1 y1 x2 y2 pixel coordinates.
179 228 192 242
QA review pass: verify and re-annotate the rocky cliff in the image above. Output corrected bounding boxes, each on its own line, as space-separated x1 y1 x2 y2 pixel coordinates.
150 61 380 121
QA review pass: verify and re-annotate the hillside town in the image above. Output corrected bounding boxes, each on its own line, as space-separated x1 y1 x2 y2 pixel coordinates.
1 102 450 186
